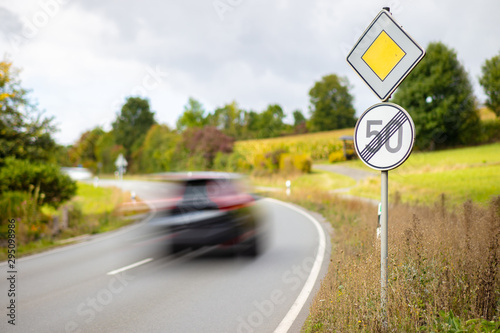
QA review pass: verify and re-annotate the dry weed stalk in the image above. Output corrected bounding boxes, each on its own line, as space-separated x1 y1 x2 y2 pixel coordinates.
293 191 500 332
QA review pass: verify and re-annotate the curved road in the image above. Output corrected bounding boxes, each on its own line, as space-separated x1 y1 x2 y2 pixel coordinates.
0 180 330 333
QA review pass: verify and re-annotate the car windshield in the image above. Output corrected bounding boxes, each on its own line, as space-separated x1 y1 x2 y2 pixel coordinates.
183 180 209 199
206 179 238 197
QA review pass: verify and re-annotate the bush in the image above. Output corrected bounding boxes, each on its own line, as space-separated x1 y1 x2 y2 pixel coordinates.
213 151 230 171
229 152 252 173
0 191 29 235
278 154 294 174
0 158 77 208
0 188 49 244
293 154 312 173
480 119 500 143
279 153 312 174
253 149 287 174
328 150 346 163
182 126 234 168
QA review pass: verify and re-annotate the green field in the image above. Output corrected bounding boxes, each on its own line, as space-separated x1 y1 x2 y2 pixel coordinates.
73 182 124 214
250 142 500 206
343 143 500 205
251 169 355 192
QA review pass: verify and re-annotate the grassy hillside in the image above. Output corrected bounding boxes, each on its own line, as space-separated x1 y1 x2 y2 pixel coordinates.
245 124 499 206
344 143 500 206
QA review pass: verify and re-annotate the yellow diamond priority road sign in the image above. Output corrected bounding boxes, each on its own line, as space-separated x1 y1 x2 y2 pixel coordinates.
347 9 425 101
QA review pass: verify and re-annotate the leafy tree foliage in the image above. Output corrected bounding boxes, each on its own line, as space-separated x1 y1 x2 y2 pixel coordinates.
293 109 306 126
112 97 156 157
308 74 356 132
255 104 286 138
241 110 261 139
0 158 76 208
0 60 75 211
94 131 125 174
292 109 308 134
479 52 500 117
392 42 480 150
207 101 243 139
176 97 208 131
173 98 299 141
68 127 104 171
136 124 179 173
181 126 234 168
0 60 57 164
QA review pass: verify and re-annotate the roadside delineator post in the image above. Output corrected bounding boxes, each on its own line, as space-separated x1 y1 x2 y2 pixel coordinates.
346 7 425 329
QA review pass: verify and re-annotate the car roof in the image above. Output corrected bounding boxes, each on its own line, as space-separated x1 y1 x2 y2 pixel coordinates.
153 171 244 182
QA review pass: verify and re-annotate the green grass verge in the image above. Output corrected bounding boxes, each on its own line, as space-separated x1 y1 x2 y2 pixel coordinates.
250 169 355 192
1 182 147 261
73 182 122 214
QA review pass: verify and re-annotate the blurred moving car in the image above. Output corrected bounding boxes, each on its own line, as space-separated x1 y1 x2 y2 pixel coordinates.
159 172 264 257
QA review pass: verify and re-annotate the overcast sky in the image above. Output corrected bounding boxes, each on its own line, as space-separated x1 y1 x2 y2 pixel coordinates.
1 0 499 145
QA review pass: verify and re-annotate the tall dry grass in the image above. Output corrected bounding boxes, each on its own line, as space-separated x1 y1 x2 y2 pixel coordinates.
276 191 500 332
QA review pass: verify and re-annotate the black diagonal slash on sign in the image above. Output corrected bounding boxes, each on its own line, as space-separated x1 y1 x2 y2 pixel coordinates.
359 111 407 162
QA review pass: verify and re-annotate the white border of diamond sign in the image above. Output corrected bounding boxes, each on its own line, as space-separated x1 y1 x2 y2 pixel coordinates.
346 9 425 101
354 103 415 171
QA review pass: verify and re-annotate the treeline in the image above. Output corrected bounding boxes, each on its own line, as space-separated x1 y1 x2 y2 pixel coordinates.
65 98 313 175
66 72 358 175
67 42 500 176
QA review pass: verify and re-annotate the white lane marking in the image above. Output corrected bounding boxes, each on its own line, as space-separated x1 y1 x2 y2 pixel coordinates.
265 198 327 333
106 258 153 275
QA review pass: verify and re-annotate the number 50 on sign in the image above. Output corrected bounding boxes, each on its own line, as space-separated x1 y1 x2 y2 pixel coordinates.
354 103 415 171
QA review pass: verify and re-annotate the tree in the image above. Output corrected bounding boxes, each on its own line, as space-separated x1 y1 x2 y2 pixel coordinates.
112 97 156 158
479 52 500 117
94 131 125 174
176 97 208 131
182 126 234 168
308 74 356 132
0 60 58 164
136 124 180 173
292 109 308 134
68 127 104 171
207 101 242 139
0 60 75 215
241 110 260 139
255 104 286 138
293 109 306 126
392 42 480 150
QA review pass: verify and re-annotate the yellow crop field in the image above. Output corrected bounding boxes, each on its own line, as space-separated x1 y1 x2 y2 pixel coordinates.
234 128 354 163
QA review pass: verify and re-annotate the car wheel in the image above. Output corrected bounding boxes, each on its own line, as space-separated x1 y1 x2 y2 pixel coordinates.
240 237 259 257
170 243 187 254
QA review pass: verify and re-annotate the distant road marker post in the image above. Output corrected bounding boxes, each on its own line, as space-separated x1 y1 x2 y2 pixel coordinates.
115 153 128 181
346 7 424 328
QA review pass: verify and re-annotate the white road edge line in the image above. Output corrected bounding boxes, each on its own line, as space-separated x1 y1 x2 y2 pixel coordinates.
265 198 327 333
106 258 153 275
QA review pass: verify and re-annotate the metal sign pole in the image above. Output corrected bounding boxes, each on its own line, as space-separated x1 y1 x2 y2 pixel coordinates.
380 170 389 328
347 7 423 330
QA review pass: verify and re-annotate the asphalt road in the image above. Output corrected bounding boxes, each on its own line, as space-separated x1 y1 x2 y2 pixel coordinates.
0 180 330 333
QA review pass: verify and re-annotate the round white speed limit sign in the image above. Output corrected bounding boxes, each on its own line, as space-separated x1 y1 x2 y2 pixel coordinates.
354 103 415 171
